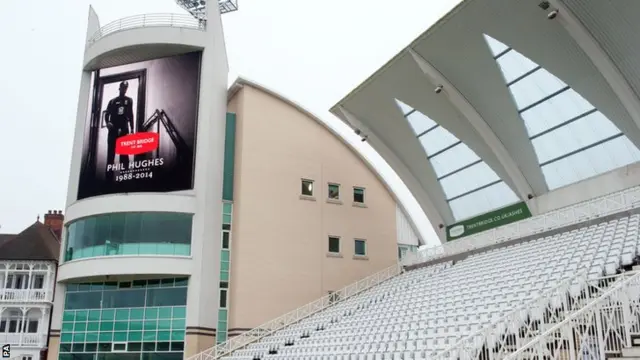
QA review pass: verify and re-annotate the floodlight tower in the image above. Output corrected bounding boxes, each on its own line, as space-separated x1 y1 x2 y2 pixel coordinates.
175 0 239 20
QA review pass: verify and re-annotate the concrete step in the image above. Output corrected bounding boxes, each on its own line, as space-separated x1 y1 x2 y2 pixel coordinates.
622 347 640 357
632 265 640 271
634 338 640 346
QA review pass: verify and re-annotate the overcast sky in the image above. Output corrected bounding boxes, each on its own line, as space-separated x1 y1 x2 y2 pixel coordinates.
0 0 460 244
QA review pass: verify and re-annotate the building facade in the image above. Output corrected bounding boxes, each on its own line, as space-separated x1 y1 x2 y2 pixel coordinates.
0 211 62 360
48 3 229 360
49 3 422 360
220 79 422 341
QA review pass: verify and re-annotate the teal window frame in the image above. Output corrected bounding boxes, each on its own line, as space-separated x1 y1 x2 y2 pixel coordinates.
60 278 188 359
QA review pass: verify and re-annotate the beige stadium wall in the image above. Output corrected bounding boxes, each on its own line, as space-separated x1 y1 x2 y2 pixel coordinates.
226 83 399 334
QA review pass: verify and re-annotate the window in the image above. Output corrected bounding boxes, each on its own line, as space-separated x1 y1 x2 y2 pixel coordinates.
112 342 127 352
60 278 188 358
354 239 367 256
353 187 365 204
64 212 194 261
26 319 38 333
328 183 340 200
301 179 314 196
328 236 340 253
398 246 408 260
32 275 45 289
219 289 227 308
222 231 230 249
6 274 28 289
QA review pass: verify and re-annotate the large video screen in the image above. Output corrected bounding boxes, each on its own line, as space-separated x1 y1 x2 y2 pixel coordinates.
77 51 202 200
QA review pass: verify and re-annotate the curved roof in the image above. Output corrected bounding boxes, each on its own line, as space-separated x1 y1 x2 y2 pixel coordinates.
330 0 640 239
228 76 425 245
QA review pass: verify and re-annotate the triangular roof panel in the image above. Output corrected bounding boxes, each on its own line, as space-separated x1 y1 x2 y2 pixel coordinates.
484 34 640 190
395 100 519 221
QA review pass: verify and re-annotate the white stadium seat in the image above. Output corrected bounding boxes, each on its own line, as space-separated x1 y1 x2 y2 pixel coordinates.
222 214 640 360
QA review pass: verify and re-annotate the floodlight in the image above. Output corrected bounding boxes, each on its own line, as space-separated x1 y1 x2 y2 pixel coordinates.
175 0 238 20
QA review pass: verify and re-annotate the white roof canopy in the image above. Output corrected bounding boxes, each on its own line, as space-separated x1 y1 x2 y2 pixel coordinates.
331 0 640 239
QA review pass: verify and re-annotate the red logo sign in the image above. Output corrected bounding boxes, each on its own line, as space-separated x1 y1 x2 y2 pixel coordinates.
115 132 159 155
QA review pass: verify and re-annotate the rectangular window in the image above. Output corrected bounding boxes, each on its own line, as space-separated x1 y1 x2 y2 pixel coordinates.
301 179 314 196
219 289 227 308
8 320 18 333
353 187 365 203
32 275 45 289
328 236 340 253
112 342 127 352
328 183 340 199
222 231 230 249
354 239 367 256
27 320 38 333
12 274 26 289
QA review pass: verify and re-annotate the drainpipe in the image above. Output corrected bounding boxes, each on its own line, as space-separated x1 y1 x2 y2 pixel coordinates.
42 263 57 360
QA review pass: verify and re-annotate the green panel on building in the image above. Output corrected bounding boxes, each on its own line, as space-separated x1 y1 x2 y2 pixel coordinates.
222 113 237 201
446 202 532 241
59 278 188 360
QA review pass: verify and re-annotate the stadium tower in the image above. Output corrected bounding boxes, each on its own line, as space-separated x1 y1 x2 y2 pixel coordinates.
48 1 237 359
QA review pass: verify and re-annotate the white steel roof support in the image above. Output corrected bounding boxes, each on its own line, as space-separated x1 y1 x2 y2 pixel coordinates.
408 49 535 200
551 0 640 148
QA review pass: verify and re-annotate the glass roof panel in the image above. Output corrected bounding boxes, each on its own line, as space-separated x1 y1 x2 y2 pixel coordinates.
439 162 500 200
531 112 620 164
394 99 520 222
430 143 480 177
542 136 640 189
485 34 640 190
406 110 438 135
485 35 509 56
520 89 594 137
394 99 414 116
449 182 520 221
418 126 459 156
507 68 567 110
494 50 539 84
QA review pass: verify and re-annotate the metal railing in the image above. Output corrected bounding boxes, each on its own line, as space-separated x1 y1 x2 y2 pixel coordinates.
87 13 205 44
432 271 634 359
407 185 640 267
187 262 403 360
506 270 640 359
0 289 50 303
0 333 46 348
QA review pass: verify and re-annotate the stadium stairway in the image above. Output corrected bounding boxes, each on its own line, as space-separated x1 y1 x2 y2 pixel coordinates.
191 214 640 360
